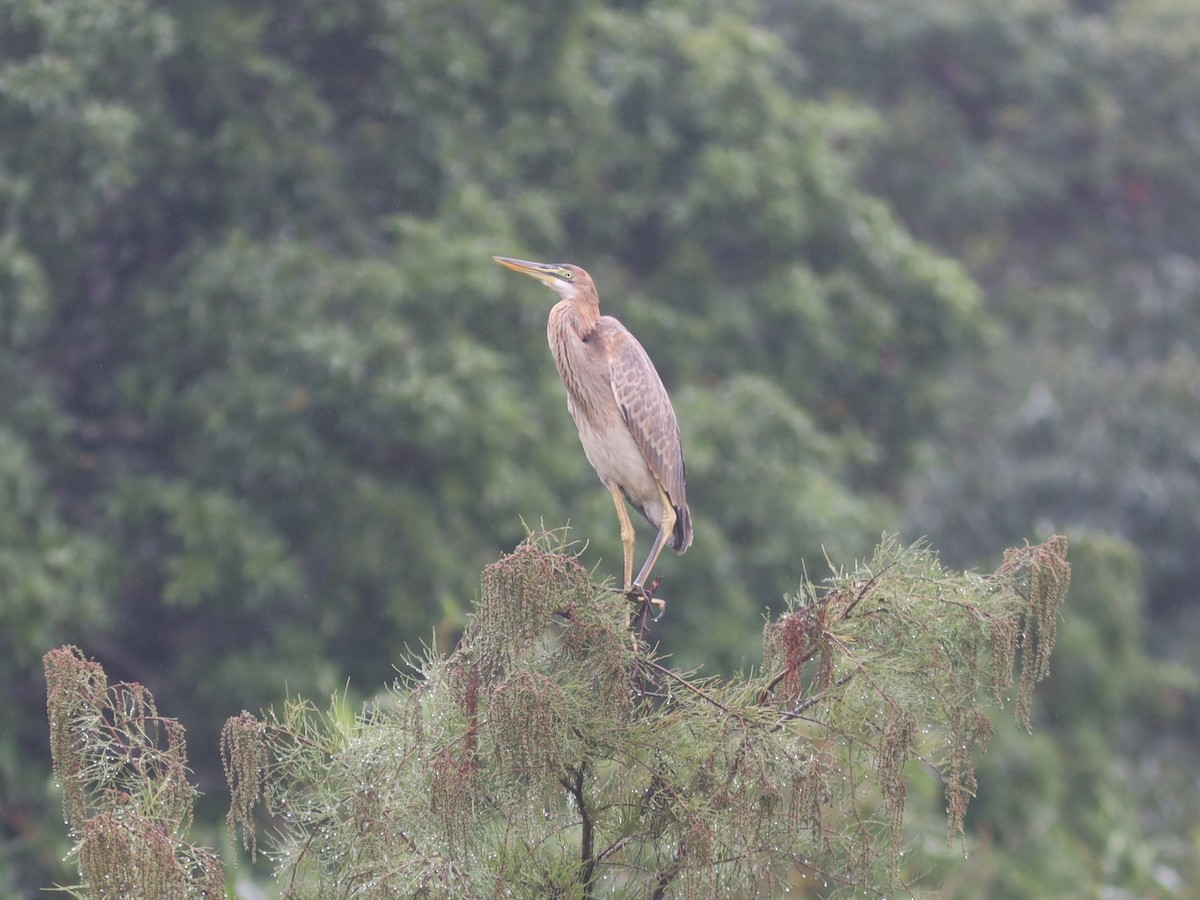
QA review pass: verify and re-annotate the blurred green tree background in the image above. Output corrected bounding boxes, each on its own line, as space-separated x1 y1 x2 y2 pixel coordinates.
1 0 1195 894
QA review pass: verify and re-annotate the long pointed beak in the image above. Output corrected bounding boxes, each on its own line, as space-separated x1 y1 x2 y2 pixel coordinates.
493 256 561 286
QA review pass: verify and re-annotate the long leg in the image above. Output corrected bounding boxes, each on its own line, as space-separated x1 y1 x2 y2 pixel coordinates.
609 483 635 592
633 483 677 592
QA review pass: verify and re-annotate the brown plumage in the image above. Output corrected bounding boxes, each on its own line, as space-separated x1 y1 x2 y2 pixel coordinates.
494 256 692 597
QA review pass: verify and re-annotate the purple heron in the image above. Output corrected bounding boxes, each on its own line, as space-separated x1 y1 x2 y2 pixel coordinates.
494 256 692 605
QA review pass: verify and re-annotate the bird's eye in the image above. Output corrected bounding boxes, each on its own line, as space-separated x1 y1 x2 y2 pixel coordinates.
561 269 573 279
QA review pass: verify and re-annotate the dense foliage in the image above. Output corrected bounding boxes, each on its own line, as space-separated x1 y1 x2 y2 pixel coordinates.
46 532 1068 897
2 0 1196 894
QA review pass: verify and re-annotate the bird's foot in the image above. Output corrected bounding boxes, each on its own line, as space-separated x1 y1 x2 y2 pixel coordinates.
610 579 666 632
627 577 666 634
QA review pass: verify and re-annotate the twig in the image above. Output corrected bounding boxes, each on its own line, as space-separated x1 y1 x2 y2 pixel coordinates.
773 672 855 730
645 661 738 718
561 763 596 897
838 562 897 622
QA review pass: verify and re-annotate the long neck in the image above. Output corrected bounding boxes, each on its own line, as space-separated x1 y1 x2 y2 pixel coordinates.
548 298 607 424
549 295 600 343
549 301 589 382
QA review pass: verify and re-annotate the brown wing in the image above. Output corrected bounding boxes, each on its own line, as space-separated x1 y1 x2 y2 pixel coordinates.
601 317 692 552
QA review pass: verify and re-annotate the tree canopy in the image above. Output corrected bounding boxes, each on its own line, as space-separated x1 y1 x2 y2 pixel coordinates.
46 532 1069 897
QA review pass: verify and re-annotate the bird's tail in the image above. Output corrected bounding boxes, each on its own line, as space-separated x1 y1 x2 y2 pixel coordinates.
670 504 693 555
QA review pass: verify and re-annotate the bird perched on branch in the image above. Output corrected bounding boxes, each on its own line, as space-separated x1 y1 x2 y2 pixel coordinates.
494 256 692 612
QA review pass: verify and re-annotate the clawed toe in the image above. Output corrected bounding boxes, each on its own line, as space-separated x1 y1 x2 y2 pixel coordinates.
626 577 666 626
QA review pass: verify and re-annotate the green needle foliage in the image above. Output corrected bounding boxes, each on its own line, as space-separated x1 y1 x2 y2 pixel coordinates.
42 530 1068 897
43 646 224 899
213 531 1068 898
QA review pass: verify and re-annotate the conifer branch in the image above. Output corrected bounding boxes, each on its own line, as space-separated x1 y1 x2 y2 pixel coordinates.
44 530 1068 897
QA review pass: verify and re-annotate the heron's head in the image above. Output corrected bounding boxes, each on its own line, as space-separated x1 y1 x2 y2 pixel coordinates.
493 256 594 302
